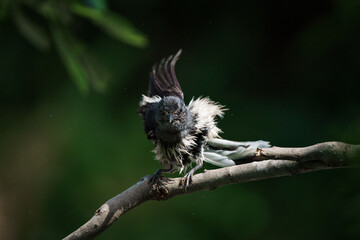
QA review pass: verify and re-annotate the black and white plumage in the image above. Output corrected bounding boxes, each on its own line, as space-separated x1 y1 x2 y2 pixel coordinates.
139 49 225 186
139 50 270 187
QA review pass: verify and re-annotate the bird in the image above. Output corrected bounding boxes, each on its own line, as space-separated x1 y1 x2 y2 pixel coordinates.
139 49 270 188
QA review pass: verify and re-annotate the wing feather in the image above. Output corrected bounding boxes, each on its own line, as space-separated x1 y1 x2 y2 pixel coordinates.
139 95 161 140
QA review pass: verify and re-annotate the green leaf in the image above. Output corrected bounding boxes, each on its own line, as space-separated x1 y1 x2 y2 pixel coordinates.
51 25 110 93
12 7 50 51
0 0 10 20
70 3 149 48
36 1 58 21
79 53 110 93
51 26 89 94
83 0 108 11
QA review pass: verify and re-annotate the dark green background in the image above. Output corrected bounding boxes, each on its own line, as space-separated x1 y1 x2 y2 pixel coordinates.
1 0 359 239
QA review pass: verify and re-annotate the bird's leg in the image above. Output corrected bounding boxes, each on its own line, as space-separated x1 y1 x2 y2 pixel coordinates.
149 168 173 185
181 161 203 189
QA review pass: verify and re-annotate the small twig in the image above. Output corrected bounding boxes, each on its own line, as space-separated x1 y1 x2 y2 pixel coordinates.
63 141 359 240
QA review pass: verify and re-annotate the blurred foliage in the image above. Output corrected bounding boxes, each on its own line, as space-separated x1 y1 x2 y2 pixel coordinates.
0 0 360 240
1 0 148 93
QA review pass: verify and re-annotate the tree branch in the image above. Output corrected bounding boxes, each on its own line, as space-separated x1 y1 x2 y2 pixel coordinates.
63 141 359 240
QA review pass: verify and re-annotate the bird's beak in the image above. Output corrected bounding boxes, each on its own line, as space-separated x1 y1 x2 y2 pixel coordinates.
169 114 174 123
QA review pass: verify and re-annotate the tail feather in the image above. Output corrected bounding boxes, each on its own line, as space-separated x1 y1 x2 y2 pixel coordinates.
204 139 271 167
203 152 236 167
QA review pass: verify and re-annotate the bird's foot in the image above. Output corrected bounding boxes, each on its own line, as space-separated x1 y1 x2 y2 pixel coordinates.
149 169 163 185
180 170 195 190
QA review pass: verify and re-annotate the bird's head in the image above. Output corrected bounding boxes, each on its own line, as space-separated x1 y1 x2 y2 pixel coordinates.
156 96 189 132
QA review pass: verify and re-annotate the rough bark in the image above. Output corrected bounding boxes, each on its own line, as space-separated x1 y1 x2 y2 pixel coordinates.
63 141 359 240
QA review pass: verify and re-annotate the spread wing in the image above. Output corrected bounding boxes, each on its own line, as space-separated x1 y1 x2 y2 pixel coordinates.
139 95 161 141
141 101 159 140
148 49 184 100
